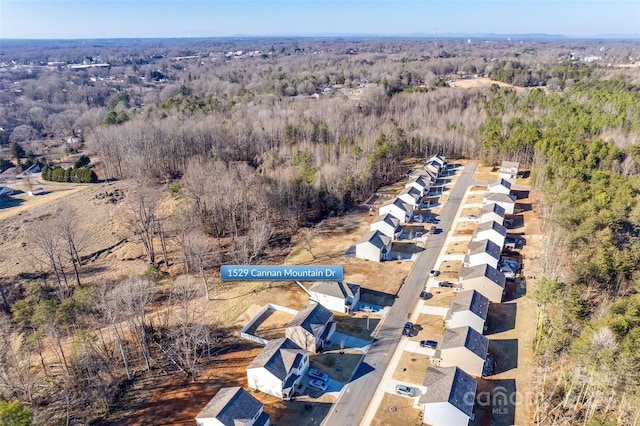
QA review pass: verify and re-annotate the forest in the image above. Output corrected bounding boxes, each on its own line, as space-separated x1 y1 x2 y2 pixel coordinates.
1 37 640 424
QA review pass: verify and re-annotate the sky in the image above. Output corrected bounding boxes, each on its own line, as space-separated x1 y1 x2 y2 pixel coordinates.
1 0 639 39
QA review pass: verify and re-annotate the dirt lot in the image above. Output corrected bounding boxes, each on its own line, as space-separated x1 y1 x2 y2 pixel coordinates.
310 347 362 383
422 289 457 308
445 239 469 256
436 260 462 279
334 313 381 340
370 393 422 426
392 351 431 384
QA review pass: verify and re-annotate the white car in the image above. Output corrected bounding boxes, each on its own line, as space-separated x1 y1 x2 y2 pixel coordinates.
308 368 328 382
309 379 328 392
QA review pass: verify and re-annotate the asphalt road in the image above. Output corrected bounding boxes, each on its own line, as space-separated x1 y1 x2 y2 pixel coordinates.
321 162 478 426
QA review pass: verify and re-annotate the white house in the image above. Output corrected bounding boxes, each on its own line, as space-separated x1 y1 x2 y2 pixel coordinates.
445 290 489 334
487 178 512 195
247 338 308 399
459 263 506 303
285 303 335 352
411 168 437 184
379 197 413 223
405 175 429 196
195 387 271 426
480 203 506 226
425 161 441 177
355 230 392 262
499 160 520 180
397 186 422 207
427 154 446 168
465 239 501 269
307 281 361 314
370 213 401 239
473 220 507 249
432 326 489 377
483 192 516 215
421 367 477 426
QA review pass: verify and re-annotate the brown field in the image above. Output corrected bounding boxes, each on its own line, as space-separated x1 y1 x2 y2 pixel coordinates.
392 351 431 384
334 313 381 340
244 307 295 341
437 260 462 279
453 220 478 235
370 393 422 426
445 239 469 255
310 347 362 383
410 314 445 342
422 289 457 308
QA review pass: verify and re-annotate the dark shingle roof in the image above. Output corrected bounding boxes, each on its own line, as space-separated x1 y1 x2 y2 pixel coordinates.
420 367 477 416
438 326 489 360
371 213 400 228
195 386 263 425
467 239 501 260
247 338 306 380
475 220 507 238
357 230 392 249
380 197 412 212
286 304 333 337
480 203 505 218
309 281 360 300
445 290 489 321
460 264 506 289
488 178 512 191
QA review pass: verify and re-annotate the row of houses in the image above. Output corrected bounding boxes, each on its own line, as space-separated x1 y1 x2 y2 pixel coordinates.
196 302 337 425
419 176 521 425
355 155 446 262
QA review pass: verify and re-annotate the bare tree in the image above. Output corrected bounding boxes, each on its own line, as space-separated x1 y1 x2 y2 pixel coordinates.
126 186 159 265
56 210 84 287
184 230 217 300
28 220 70 298
96 283 132 381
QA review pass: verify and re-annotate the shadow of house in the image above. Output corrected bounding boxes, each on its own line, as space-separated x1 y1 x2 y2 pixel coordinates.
488 339 518 374
502 278 526 302
472 378 516 426
359 288 396 307
514 202 531 212
267 400 333 426
484 303 517 335
510 189 529 200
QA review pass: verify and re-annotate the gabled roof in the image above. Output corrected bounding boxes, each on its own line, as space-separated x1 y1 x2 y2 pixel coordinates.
437 326 489 360
357 230 392 249
480 203 505 218
380 197 412 212
427 154 446 166
398 186 421 201
460 264 506 288
501 160 520 170
247 338 306 380
195 386 263 425
410 169 436 182
483 192 516 204
420 366 477 416
406 175 428 188
445 290 489 322
488 178 512 191
371 213 400 229
467 239 501 260
309 281 360 300
475 220 507 238
286 304 333 336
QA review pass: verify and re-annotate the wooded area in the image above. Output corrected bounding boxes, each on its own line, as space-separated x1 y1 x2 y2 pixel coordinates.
1 37 640 424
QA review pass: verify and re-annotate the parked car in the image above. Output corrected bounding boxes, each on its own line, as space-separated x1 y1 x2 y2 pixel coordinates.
420 340 438 349
429 225 437 234
438 281 454 288
402 322 414 336
395 384 415 397
308 379 328 392
308 368 328 382
425 215 436 223
360 305 375 313
467 214 478 220
419 291 429 300
429 269 440 277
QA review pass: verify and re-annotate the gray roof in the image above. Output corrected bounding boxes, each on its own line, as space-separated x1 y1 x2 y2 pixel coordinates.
410 169 436 183
371 213 400 229
467 239 501 260
488 178 512 191
420 367 477 416
286 303 333 336
460 264 506 289
309 281 360 300
380 197 412 212
445 290 489 321
247 338 306 380
501 160 520 170
407 175 428 188
195 386 263 425
475 220 507 238
398 186 421 200
437 326 489 360
483 192 516 204
480 203 505 218
357 230 392 249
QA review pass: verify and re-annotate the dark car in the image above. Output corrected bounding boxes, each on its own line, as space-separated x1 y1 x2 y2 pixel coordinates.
438 281 454 288
402 322 413 336
420 340 438 349
419 290 429 299
429 225 437 234
429 269 440 277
